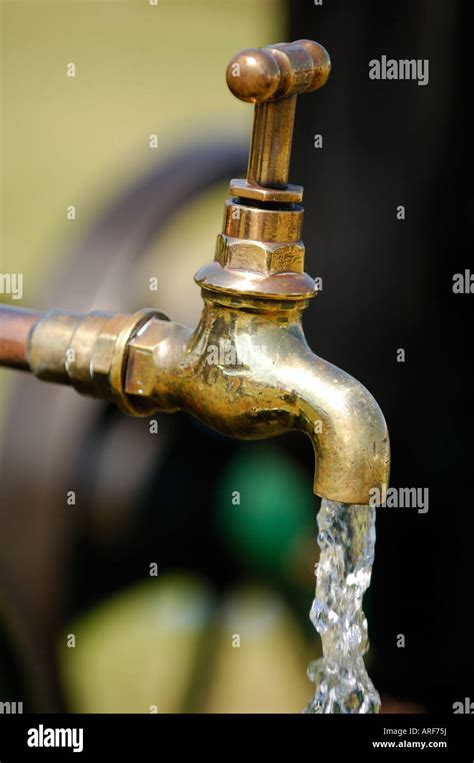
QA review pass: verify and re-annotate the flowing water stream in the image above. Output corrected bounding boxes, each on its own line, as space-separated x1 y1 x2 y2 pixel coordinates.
304 499 380 713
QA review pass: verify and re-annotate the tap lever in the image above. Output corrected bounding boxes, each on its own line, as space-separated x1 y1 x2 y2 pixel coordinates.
196 40 331 299
226 40 330 195
226 40 331 104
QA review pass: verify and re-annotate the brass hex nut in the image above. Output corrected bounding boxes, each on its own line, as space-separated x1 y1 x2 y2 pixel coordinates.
215 233 305 276
125 318 166 398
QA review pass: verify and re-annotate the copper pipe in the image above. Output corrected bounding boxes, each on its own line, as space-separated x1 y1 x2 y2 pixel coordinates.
0 305 43 370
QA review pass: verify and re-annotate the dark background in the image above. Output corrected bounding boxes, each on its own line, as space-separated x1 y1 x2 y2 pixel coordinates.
289 0 472 711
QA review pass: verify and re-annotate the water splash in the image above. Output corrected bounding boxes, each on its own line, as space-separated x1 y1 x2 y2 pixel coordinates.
304 499 380 714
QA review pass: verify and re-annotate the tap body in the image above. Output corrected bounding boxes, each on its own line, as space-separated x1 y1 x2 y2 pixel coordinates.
124 293 389 505
0 39 390 504
2 285 389 505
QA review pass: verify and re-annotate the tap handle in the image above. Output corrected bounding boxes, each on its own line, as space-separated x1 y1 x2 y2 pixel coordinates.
226 40 330 198
226 40 330 104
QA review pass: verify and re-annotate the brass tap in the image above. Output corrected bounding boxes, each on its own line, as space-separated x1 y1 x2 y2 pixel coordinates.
0 40 389 504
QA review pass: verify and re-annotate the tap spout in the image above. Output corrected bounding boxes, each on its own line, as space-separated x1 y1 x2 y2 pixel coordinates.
125 294 390 505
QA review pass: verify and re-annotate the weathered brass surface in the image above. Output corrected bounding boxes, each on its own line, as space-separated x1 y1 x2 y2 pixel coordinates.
229 179 303 204
226 40 331 104
226 39 330 200
223 200 303 242
0 40 390 504
28 308 166 416
125 295 389 504
201 39 331 299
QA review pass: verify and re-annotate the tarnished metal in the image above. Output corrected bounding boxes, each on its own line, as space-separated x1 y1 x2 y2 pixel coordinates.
0 305 43 369
226 39 330 200
0 39 390 505
125 295 390 504
28 308 166 415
